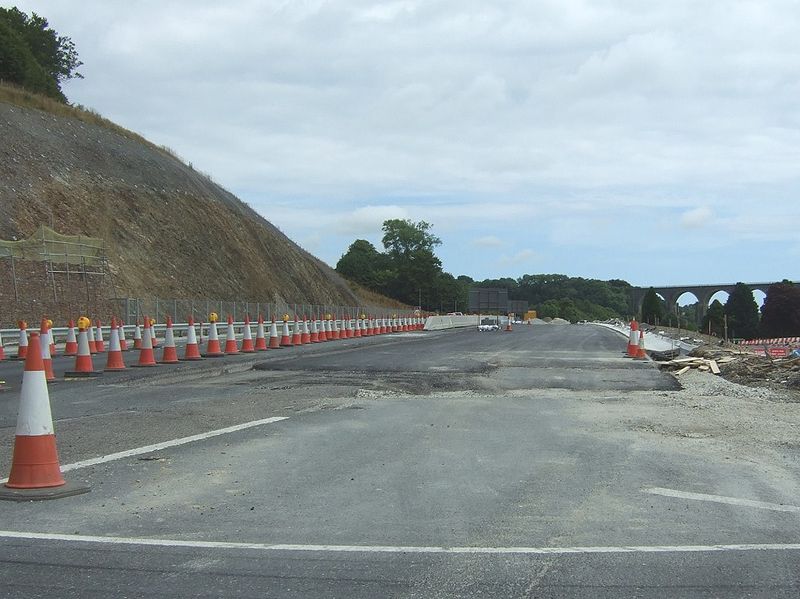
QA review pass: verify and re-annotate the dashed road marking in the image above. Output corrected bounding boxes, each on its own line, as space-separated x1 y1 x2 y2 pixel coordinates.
643 487 800 514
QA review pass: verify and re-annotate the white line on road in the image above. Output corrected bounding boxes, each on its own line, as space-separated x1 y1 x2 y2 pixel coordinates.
0 530 799 555
643 487 800 514
0 416 288 483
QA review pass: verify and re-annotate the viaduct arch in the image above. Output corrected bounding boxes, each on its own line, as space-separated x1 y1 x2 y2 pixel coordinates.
629 283 774 322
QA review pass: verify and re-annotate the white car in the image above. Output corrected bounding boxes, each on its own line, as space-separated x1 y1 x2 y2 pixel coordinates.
477 324 500 331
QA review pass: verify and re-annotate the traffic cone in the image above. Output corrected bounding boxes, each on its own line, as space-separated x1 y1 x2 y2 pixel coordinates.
182 317 203 361
133 321 142 350
64 320 78 356
205 317 225 357
354 317 362 338
87 324 97 354
150 320 158 348
105 318 127 371
505 317 513 332
118 320 128 351
39 319 55 383
1 332 90 500
330 317 340 340
318 317 328 342
301 317 311 344
379 317 387 335
159 317 179 364
291 316 303 346
46 320 56 357
65 321 99 378
94 320 105 353
627 319 639 357
280 319 293 347
309 318 320 343
269 320 281 349
255 315 268 351
635 330 647 360
326 317 336 340
341 317 351 339
241 316 255 353
132 318 157 367
224 315 240 355
15 321 28 360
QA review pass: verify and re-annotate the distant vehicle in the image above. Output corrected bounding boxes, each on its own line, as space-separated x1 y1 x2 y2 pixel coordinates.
447 312 464 316
477 324 499 331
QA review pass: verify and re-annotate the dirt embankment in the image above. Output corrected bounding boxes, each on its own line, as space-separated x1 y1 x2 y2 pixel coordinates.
0 94 365 322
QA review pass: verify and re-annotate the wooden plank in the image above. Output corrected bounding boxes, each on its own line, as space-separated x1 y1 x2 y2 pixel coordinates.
698 365 710 372
709 360 720 375
674 366 691 375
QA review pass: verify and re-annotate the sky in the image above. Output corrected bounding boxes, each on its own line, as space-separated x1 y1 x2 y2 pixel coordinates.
12 0 800 289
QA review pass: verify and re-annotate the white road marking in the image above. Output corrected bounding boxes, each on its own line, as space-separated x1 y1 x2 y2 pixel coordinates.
0 531 798 555
0 416 288 483
643 487 800 514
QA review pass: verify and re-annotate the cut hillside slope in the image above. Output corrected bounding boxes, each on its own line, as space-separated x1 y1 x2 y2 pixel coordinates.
0 89 360 309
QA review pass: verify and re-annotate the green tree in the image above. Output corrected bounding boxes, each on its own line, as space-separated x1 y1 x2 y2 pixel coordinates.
759 281 800 338
640 287 664 324
725 282 760 340
381 219 443 307
538 299 560 319
701 299 725 336
0 7 82 101
335 239 391 290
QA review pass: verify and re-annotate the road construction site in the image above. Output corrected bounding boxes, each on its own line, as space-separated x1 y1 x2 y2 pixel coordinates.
1 324 799 597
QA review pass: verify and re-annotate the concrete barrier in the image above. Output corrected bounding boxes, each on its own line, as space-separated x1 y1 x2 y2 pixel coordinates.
424 315 480 331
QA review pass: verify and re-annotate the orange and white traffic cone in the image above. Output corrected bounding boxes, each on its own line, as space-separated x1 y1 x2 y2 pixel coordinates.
224 315 240 355
379 317 387 335
268 320 281 349
94 320 105 353
65 319 99 378
133 316 157 367
205 315 225 357
309 318 320 343
64 319 78 356
635 330 647 360
46 320 56 357
318 316 328 342
627 319 639 357
330 316 341 340
150 320 158 348
182 317 203 361
118 320 128 351
105 318 127 371
241 315 255 353
87 323 97 354
280 319 293 347
1 332 90 500
255 315 268 351
159 317 179 364
505 316 513 332
353 317 362 338
39 319 55 383
15 321 28 360
291 316 303 346
341 317 351 339
301 317 311 344
133 321 142 350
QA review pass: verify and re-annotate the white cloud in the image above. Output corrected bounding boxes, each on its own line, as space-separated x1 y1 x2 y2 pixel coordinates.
680 207 714 228
472 235 504 248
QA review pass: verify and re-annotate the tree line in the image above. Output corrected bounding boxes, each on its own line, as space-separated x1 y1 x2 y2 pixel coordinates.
0 6 82 102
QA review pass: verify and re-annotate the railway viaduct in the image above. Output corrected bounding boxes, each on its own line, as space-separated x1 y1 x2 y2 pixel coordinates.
629 282 776 322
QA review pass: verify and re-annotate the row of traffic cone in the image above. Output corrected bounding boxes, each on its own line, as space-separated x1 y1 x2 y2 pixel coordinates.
626 319 647 360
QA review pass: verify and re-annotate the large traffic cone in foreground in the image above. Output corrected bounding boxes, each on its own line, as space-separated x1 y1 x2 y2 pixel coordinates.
627 319 639 357
241 316 255 353
635 330 647 360
182 317 202 361
105 318 127 371
40 319 55 383
133 318 157 367
159 317 179 364
268 320 281 349
255 315 268 351
0 333 91 501
65 320 99 378
64 320 78 356
94 320 105 353
224 315 240 354
15 321 28 360
205 315 225 357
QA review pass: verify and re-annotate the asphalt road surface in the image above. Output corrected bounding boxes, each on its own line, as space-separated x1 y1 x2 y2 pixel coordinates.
0 324 798 597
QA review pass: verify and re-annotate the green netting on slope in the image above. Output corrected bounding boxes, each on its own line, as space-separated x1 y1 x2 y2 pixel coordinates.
0 226 106 266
